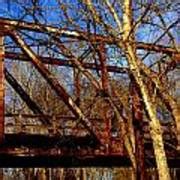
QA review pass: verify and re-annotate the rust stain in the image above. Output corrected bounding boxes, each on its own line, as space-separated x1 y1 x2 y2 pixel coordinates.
0 36 4 143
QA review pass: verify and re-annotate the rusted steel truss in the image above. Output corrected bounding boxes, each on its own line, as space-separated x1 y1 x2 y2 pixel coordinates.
0 153 179 168
0 18 178 55
4 68 50 125
0 18 179 168
9 30 99 142
5 52 128 73
130 76 145 179
0 36 4 143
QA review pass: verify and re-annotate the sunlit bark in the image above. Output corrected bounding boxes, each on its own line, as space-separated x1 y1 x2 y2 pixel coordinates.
121 0 170 179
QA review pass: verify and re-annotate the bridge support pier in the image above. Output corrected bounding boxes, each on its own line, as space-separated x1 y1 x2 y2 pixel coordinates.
0 36 4 143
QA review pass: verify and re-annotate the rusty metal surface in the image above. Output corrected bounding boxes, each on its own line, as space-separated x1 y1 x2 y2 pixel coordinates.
0 17 178 55
0 17 179 168
0 154 179 168
5 68 50 125
0 131 177 156
0 131 178 167
4 52 128 73
10 31 100 143
0 36 4 143
130 78 145 179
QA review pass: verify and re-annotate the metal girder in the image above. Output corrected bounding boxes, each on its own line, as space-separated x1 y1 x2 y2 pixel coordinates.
0 140 178 167
4 52 128 73
97 43 109 93
0 17 178 168
52 37 101 90
0 134 97 148
130 77 145 180
0 36 4 142
5 113 103 122
5 68 50 125
0 154 132 167
9 31 100 142
0 154 180 168
0 17 178 55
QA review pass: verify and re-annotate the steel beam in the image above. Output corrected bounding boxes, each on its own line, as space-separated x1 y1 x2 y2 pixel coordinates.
130 77 145 180
98 43 109 93
0 36 4 143
0 134 97 148
0 152 179 168
0 154 132 167
5 113 103 122
5 68 50 125
53 37 101 90
5 52 128 73
0 17 178 55
9 31 99 142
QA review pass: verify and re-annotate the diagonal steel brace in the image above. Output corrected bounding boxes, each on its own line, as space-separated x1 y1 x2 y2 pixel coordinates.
9 31 99 142
5 68 50 125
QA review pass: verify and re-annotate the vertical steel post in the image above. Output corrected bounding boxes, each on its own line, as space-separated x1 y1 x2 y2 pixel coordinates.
0 36 4 143
74 69 81 106
98 43 109 93
97 43 111 153
130 77 145 180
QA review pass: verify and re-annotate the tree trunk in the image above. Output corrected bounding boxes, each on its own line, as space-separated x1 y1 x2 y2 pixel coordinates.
122 1 170 179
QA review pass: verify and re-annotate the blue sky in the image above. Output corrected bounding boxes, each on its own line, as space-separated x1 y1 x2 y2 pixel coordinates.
0 0 84 26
